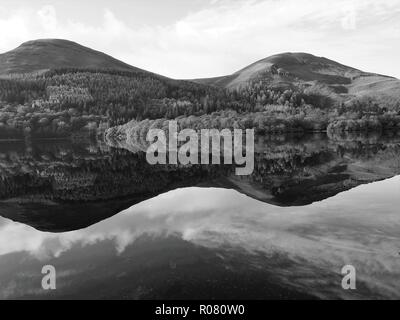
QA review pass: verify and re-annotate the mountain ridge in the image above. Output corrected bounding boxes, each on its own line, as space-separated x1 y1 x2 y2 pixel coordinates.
1 39 399 112
0 39 397 83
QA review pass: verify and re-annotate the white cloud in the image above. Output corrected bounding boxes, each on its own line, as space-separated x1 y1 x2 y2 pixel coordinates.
37 5 57 31
0 0 400 78
0 8 30 50
341 3 357 30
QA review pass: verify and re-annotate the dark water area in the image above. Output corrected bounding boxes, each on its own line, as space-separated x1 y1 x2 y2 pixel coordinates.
0 133 400 299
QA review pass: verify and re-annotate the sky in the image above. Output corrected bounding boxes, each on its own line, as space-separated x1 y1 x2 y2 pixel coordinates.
0 0 400 79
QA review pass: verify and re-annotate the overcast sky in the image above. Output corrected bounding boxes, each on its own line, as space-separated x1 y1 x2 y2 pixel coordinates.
0 0 400 79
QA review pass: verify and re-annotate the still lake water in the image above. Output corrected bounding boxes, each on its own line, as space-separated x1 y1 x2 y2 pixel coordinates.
0 133 400 299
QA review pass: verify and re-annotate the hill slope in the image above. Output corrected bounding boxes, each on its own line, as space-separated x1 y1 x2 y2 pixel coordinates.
194 52 400 99
0 39 221 139
0 39 146 75
1 40 400 140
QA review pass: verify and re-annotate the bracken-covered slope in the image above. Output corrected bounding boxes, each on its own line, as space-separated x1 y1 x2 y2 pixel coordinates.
194 52 400 99
0 39 146 75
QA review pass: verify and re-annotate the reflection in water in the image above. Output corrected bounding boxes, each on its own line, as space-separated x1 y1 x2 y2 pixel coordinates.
1 134 400 231
0 134 400 299
0 177 400 299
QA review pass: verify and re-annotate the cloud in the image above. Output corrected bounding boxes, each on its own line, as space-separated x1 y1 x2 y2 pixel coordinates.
341 3 357 30
0 8 30 49
37 5 57 31
0 0 400 78
1 177 400 298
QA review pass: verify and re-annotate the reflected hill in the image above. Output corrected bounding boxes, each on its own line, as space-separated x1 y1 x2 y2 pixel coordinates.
106 131 400 205
1 133 400 232
0 140 229 232
1 179 400 299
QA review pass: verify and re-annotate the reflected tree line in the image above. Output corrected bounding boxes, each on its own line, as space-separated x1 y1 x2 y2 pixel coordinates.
1 134 400 204
1 134 400 231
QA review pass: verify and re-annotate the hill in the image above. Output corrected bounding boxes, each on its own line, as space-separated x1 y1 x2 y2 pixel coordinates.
0 39 146 75
0 39 222 139
1 40 400 140
194 52 400 100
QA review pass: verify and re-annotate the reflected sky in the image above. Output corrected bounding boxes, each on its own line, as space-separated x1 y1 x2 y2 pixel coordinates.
1 176 400 299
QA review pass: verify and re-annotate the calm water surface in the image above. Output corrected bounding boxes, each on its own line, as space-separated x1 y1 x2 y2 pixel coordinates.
0 134 400 299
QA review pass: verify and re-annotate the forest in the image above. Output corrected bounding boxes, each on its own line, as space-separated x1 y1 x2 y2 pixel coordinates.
1 67 400 140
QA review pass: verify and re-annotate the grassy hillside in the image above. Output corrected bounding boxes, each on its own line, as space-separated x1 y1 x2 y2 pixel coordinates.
1 40 399 140
0 39 145 75
194 52 400 103
194 52 364 88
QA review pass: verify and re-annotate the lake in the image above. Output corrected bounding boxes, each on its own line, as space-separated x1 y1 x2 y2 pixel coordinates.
0 133 400 299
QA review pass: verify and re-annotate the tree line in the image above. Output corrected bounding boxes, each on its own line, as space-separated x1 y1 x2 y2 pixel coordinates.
1 67 400 139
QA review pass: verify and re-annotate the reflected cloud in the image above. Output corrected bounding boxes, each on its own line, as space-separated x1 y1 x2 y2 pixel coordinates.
1 177 400 298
